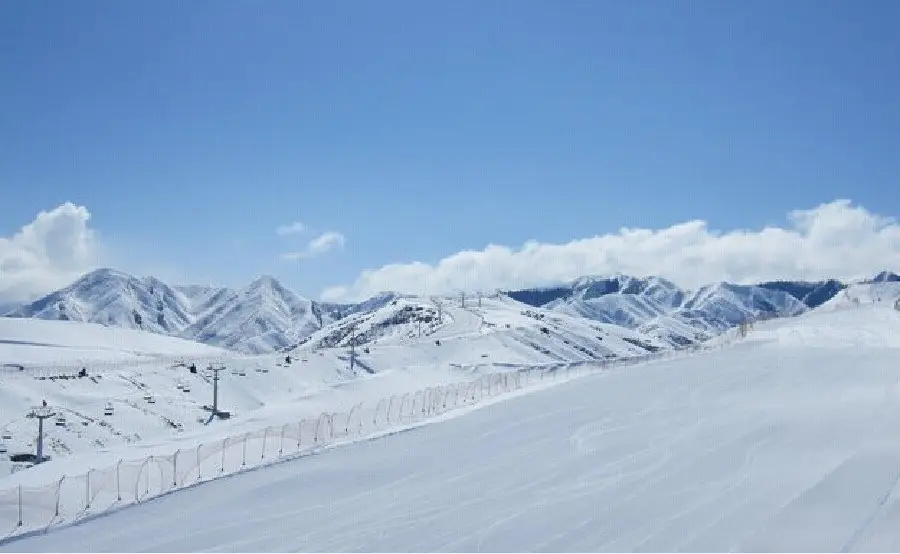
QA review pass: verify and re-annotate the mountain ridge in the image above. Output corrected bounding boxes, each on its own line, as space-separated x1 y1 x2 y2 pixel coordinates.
3 267 898 354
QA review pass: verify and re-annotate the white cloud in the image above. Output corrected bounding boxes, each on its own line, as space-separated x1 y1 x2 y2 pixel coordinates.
276 221 307 236
281 231 346 261
0 203 103 302
320 200 900 301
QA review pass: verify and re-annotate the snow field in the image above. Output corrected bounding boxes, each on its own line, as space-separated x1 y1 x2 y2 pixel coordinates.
0 345 693 542
1 299 672 476
3 304 900 551
5 306 900 551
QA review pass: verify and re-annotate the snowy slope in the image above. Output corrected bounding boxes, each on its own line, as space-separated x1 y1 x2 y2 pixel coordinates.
0 317 228 366
817 281 900 311
294 294 668 371
0 295 668 479
5 303 900 551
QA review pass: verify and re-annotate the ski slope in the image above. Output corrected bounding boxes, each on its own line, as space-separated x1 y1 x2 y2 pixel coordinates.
0 298 665 480
5 303 900 551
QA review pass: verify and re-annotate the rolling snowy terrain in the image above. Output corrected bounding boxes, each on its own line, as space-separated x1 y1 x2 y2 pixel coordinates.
3 282 900 551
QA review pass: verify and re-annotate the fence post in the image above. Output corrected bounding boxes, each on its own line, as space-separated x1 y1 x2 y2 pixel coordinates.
197 444 202 480
279 426 285 457
145 457 151 498
220 439 227 473
173 449 179 487
55 477 63 517
17 484 22 527
297 421 303 450
261 428 267 460
242 434 248 467
116 460 122 501
86 469 91 510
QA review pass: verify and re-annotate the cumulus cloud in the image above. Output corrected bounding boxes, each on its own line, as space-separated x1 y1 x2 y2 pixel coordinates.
320 200 900 301
0 203 103 302
281 231 346 261
275 221 307 236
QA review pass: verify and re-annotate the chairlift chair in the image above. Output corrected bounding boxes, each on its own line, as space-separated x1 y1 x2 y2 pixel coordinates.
55 416 66 426
104 403 114 416
0 442 7 454
1 433 11 440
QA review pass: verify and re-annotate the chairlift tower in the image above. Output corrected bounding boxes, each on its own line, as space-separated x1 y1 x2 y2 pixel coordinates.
347 321 357 373
27 404 56 463
204 364 227 424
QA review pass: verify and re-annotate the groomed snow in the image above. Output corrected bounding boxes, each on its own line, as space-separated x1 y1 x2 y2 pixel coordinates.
4 303 900 551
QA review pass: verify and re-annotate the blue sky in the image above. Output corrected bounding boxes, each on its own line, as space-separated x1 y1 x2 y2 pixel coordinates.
2 1 899 301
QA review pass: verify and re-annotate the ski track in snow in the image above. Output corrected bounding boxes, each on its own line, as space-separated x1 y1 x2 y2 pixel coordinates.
4 304 900 551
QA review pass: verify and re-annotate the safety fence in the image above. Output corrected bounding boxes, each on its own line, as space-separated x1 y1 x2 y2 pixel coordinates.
0 347 700 542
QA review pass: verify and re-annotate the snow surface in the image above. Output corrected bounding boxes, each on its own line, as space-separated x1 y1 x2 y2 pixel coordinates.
0 297 664 481
4 300 900 551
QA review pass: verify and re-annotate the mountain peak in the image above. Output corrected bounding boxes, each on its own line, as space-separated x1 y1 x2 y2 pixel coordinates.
75 267 136 286
869 271 900 283
248 274 281 288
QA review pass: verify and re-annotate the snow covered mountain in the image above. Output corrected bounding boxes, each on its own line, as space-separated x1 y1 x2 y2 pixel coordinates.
866 271 900 283
756 279 846 309
508 275 808 346
183 275 331 354
6 269 898 354
6 268 196 334
4 269 366 355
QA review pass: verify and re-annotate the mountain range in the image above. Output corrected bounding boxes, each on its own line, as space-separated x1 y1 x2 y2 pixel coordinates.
2 268 898 354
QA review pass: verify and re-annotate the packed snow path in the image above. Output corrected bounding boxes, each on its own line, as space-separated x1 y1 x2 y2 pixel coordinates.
5 306 900 552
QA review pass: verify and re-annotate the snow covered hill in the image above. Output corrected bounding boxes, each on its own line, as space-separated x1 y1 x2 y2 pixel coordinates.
6 301 900 551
